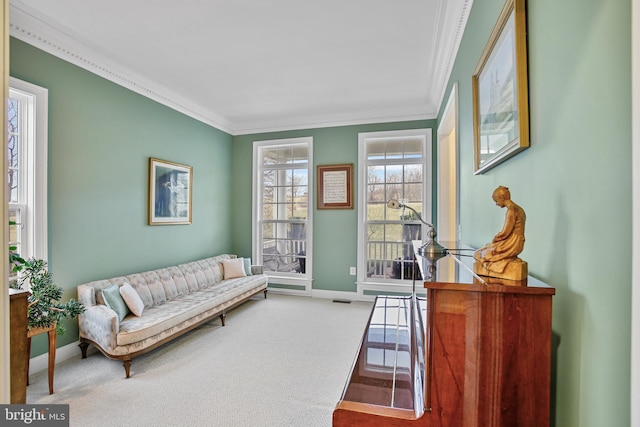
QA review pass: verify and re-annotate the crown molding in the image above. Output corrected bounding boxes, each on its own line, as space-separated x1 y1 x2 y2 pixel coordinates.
9 0 471 136
233 108 434 136
9 1 235 134
427 0 474 118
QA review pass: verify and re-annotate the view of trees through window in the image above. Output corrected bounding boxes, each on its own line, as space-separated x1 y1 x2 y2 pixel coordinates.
7 78 48 273
258 142 309 276
363 135 427 281
7 96 22 262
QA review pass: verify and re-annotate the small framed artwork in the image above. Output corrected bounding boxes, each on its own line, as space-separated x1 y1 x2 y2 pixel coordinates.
148 158 192 225
472 0 529 174
317 164 354 210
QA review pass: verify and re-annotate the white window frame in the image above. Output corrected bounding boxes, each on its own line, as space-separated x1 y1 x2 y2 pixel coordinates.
8 77 48 263
252 137 313 295
356 129 432 300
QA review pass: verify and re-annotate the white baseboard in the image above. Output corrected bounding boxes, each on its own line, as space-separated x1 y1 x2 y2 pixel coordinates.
267 287 364 302
267 286 310 297
310 289 367 302
28 340 88 376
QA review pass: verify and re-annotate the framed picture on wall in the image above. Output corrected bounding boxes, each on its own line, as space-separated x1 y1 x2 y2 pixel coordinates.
472 0 529 174
317 164 354 209
148 158 193 225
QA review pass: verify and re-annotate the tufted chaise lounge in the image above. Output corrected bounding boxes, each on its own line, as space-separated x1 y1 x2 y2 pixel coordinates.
77 254 267 378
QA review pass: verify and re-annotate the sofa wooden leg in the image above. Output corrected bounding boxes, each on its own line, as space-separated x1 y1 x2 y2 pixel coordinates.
220 312 226 326
123 358 132 378
79 341 89 359
263 289 268 298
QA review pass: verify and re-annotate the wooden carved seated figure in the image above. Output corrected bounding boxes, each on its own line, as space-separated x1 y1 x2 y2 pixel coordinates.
473 186 528 281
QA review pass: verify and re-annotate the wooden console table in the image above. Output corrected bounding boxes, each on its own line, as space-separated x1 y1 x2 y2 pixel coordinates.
333 243 555 427
9 289 29 403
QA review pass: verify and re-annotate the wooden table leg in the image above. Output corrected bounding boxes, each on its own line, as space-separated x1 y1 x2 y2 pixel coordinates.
26 336 31 386
47 328 56 395
25 324 57 394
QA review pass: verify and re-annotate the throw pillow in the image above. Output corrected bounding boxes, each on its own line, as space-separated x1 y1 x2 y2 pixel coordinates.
102 284 130 322
243 257 253 276
120 282 145 317
222 258 247 280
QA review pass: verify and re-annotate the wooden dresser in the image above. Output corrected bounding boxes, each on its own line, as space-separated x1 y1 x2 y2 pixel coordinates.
9 288 29 404
333 245 555 427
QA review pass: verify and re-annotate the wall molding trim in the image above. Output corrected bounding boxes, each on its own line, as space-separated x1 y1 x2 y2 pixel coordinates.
426 0 473 122
9 0 472 135
9 1 235 135
28 340 85 377
311 289 368 303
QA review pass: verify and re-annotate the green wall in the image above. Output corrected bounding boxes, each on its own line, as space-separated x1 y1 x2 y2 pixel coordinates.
232 1 633 425
10 38 234 355
438 0 631 426
231 121 436 292
9 0 633 423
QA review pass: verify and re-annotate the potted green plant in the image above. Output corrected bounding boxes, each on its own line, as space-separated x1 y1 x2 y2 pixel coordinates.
9 257 85 335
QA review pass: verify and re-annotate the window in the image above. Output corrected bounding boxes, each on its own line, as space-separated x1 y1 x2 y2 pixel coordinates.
357 129 431 293
8 77 48 269
253 137 313 293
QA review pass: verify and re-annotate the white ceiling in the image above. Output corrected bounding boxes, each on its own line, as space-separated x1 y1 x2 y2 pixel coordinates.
9 0 472 135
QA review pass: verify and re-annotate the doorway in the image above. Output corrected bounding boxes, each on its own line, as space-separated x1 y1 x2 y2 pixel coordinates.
437 83 459 243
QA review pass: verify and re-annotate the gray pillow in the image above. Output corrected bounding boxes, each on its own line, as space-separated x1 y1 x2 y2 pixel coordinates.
243 257 253 276
102 284 130 322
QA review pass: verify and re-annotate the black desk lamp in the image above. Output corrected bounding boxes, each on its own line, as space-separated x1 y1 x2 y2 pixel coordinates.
386 199 448 262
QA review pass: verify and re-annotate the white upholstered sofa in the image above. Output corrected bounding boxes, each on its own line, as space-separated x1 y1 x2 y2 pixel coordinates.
76 254 267 378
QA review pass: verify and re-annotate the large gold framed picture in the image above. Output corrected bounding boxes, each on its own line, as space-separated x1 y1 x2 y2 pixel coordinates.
148 158 193 225
472 0 529 174
317 164 354 210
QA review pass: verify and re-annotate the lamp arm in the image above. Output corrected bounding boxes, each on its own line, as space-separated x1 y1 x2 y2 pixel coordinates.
399 204 434 228
387 198 447 260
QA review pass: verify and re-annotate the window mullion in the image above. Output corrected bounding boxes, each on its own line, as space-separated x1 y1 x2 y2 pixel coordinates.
359 129 430 286
253 137 312 281
8 79 48 262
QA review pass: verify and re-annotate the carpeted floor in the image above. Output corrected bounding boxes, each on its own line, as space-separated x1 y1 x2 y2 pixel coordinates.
26 293 373 427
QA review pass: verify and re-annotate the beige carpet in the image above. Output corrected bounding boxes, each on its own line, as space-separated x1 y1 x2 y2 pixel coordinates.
26 293 373 427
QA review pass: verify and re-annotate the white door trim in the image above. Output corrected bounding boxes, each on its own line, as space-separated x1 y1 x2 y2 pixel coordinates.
437 83 459 242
